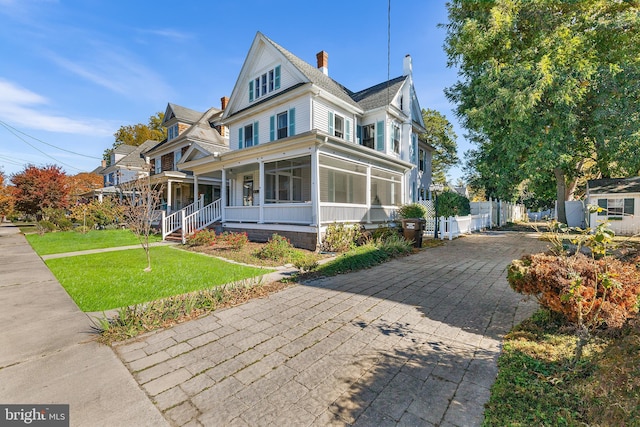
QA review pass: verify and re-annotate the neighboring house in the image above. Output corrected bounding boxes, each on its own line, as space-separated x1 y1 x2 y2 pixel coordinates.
143 102 229 213
586 177 640 236
101 142 156 187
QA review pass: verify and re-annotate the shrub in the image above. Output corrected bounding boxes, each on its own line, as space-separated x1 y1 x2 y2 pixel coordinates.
69 199 124 228
218 231 248 250
186 229 217 246
376 233 413 257
292 252 320 271
322 222 362 252
397 203 427 219
436 191 470 217
256 234 294 260
36 220 57 234
508 252 640 329
371 225 400 241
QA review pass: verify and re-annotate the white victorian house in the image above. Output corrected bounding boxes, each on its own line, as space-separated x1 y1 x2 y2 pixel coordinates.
173 32 433 249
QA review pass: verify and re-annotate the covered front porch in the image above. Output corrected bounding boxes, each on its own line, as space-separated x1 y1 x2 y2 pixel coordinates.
179 131 413 247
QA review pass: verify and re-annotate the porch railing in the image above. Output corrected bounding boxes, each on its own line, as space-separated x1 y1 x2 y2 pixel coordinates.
161 195 204 239
225 203 313 224
183 198 222 241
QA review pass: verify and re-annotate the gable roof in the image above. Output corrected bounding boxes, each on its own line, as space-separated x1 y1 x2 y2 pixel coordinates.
588 177 640 194
162 103 203 126
147 107 227 156
261 33 361 110
103 140 158 173
351 76 407 111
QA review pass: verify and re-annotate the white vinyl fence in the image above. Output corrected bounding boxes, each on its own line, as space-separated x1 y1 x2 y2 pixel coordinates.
418 198 527 240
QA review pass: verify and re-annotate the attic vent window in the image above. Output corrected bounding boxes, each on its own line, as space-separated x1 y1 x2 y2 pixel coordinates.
249 65 281 102
168 124 179 140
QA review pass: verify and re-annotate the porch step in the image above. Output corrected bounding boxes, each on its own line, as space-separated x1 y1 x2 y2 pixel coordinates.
165 231 183 243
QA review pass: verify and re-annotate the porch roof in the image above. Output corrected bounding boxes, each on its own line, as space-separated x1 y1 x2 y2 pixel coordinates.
179 130 414 174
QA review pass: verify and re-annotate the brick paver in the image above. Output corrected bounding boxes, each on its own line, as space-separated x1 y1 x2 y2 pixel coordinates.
114 232 547 426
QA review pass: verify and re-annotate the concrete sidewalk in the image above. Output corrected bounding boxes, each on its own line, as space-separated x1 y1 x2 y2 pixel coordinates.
0 222 167 426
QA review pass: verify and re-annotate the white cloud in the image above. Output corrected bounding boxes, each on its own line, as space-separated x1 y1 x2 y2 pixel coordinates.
137 28 193 41
45 44 173 103
0 79 112 136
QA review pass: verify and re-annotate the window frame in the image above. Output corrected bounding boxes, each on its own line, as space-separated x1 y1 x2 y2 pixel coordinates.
362 124 375 149
277 111 288 139
244 124 254 148
250 66 280 102
334 114 344 139
392 124 400 154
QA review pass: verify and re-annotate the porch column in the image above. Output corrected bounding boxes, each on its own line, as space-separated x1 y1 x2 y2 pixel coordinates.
366 166 371 223
193 174 199 207
311 147 321 227
221 169 227 222
167 180 172 214
258 161 265 223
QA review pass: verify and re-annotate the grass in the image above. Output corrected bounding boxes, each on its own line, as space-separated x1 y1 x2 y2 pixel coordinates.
484 309 640 426
26 229 162 255
45 246 272 312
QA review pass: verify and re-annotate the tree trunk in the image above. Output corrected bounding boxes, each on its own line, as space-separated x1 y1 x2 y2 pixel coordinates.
554 168 568 225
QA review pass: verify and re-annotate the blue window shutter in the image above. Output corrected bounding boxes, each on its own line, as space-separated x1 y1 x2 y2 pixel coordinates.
328 112 334 135
253 122 259 146
376 120 384 151
289 108 296 136
269 116 275 142
356 125 362 144
249 81 254 102
274 66 281 89
238 128 244 149
346 119 351 142
597 199 607 216
625 198 634 215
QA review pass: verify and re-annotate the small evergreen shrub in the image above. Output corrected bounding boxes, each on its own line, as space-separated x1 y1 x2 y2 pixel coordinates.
376 233 413 257
436 191 471 217
292 252 320 271
397 203 427 219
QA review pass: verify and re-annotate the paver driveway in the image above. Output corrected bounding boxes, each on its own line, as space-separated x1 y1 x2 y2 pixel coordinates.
114 232 548 426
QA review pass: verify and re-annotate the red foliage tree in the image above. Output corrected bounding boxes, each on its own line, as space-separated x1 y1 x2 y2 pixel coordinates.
0 170 15 219
11 165 70 219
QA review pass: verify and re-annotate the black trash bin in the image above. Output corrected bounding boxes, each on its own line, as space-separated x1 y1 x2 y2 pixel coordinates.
401 218 425 248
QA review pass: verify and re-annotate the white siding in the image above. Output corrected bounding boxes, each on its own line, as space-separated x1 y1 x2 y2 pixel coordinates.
233 46 306 114
313 99 354 143
230 95 311 149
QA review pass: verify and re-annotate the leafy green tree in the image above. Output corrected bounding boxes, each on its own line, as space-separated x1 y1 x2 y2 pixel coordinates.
420 109 459 184
444 0 640 224
103 112 167 163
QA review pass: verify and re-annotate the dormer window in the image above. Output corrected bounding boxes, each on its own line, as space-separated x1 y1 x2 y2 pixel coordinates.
168 124 179 140
249 65 281 101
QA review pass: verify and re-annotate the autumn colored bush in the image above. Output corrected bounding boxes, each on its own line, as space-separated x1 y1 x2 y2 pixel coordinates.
186 229 217 246
508 253 640 329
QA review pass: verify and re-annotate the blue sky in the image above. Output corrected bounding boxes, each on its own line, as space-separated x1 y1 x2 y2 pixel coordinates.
0 0 467 181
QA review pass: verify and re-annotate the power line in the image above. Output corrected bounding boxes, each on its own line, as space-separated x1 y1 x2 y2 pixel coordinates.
0 119 101 160
0 121 84 172
0 154 25 167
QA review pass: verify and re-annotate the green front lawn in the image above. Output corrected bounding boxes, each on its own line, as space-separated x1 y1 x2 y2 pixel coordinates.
26 229 161 255
45 246 272 312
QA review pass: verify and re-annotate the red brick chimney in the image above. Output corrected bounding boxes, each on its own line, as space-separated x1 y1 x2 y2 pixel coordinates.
316 51 328 76
221 96 229 110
